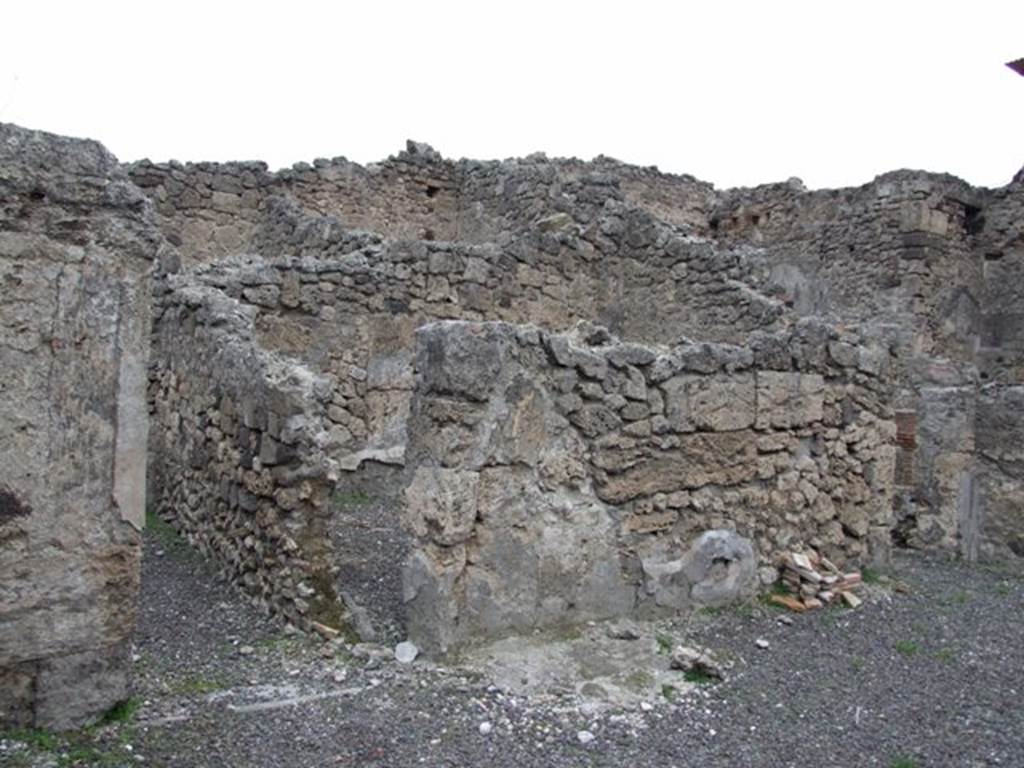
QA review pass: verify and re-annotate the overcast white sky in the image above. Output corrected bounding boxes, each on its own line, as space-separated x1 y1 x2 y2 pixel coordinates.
2 1 1022 189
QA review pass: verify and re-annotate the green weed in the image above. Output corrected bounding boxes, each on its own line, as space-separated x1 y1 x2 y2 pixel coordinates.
145 508 187 550
894 640 920 657
1 728 59 751
861 566 883 585
98 698 139 726
682 669 716 685
655 632 674 655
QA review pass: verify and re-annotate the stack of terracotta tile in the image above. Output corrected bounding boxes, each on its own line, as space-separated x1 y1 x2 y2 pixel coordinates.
769 550 864 612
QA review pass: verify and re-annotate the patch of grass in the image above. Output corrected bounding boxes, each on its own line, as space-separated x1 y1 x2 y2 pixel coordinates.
889 756 919 768
660 683 678 702
949 590 971 605
995 582 1012 596
682 668 716 685
58 744 109 766
333 490 373 507
861 566 883 585
933 647 956 664
145 508 187 550
2 712 136 767
822 602 850 625
850 655 866 671
732 600 759 619
97 698 139 726
759 582 792 611
894 639 920 657
169 675 228 695
253 633 304 653
2 728 59 751
655 632 674 655
697 604 726 617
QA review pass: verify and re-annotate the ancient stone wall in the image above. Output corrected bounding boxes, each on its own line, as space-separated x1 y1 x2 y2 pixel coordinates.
711 171 983 347
127 141 458 268
712 172 995 558
975 177 1024 384
149 283 347 631
402 320 895 652
135 135 1024 656
0 124 156 729
147 166 792 635
975 385 1024 560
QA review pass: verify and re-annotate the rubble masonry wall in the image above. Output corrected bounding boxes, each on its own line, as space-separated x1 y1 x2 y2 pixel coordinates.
402 320 895 652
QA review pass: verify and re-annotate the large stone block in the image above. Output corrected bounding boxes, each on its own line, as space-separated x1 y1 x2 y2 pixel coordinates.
404 466 479 546
662 373 757 431
755 372 824 429
415 321 510 402
596 431 760 504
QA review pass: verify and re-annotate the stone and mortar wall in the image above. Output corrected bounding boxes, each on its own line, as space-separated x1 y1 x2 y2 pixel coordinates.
974 385 1024 560
164 189 792 473
975 176 1024 384
0 124 156 729
147 149 1024 640
963 176 1024 562
149 283 348 631
128 142 720 287
711 172 1013 560
127 141 459 268
147 174 791 635
712 171 983 356
402 320 896 653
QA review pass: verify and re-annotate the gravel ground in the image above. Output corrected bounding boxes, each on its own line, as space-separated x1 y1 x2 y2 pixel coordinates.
3 526 1023 768
328 466 410 644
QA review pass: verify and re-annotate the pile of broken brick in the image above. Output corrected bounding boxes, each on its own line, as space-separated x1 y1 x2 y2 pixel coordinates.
769 551 864 611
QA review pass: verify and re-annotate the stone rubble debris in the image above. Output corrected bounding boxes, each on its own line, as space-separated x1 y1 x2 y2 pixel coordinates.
669 645 729 680
770 550 865 612
310 621 341 640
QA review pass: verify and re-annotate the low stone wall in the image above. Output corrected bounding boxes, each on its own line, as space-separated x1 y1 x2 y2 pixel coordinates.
149 284 347 631
0 124 156 729
402 320 896 653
